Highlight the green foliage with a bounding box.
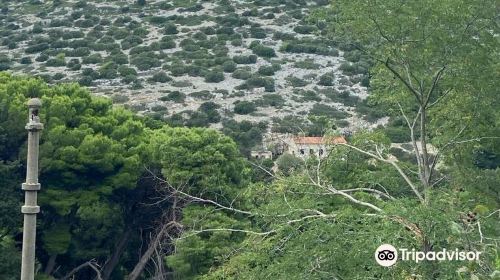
[233,55,257,64]
[232,68,252,80]
[0,73,252,279]
[318,72,334,86]
[222,60,237,73]
[145,126,247,196]
[276,153,303,175]
[281,39,338,56]
[257,65,275,76]
[198,101,221,123]
[310,104,349,119]
[164,23,179,35]
[250,42,276,57]
[293,59,320,69]
[131,52,161,70]
[222,120,267,156]
[159,91,186,103]
[117,65,137,77]
[234,101,256,115]
[204,71,224,83]
[82,53,102,64]
[293,25,318,34]
[286,76,308,87]
[99,61,118,79]
[150,71,172,83]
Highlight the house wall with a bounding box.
[287,142,328,158]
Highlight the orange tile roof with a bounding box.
[293,136,346,145]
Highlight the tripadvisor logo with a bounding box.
[375,244,481,267]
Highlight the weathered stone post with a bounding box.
[21,98,43,280]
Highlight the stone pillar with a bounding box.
[21,98,43,280]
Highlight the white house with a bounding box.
[252,134,347,159]
[286,136,347,158]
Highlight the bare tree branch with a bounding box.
[338,143,425,203]
[60,260,102,280]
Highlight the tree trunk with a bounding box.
[420,107,431,190]
[126,224,170,280]
[44,254,57,276]
[101,227,132,280]
[127,197,180,280]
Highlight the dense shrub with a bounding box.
[62,30,84,40]
[49,19,72,27]
[31,23,43,34]
[78,76,93,86]
[108,52,129,65]
[66,58,81,70]
[204,71,224,83]
[222,61,237,73]
[0,55,11,71]
[150,71,172,83]
[130,53,161,70]
[19,57,32,64]
[179,3,203,13]
[164,23,178,35]
[108,28,129,40]
[202,26,216,35]
[45,54,66,67]
[250,43,276,57]
[216,26,234,35]
[286,76,308,87]
[281,40,338,56]
[65,47,91,57]
[296,89,322,102]
[35,53,49,62]
[160,37,176,49]
[99,62,118,79]
[255,94,285,108]
[231,38,243,46]
[129,45,151,55]
[234,101,256,115]
[68,38,91,49]
[82,67,100,79]
[25,43,49,54]
[75,18,96,28]
[121,35,143,50]
[238,75,275,92]
[250,26,266,38]
[310,104,349,119]
[273,31,295,41]
[233,55,257,64]
[293,25,318,34]
[294,59,320,69]
[111,94,130,103]
[318,73,335,86]
[190,90,212,100]
[232,69,252,80]
[121,75,137,84]
[82,53,102,64]
[168,63,187,76]
[242,8,259,17]
[159,91,185,103]
[51,40,69,49]
[198,101,221,123]
[149,16,168,25]
[117,65,137,77]
[339,61,369,76]
[258,65,275,76]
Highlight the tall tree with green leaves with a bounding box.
[313,0,499,202]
